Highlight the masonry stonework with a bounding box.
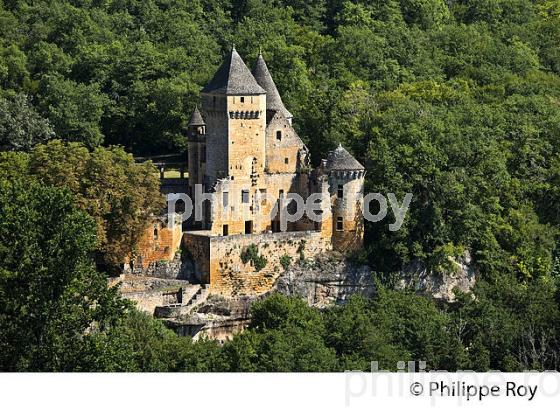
[183,230,332,296]
[129,48,366,298]
[127,216,183,272]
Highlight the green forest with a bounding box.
[1,0,560,371]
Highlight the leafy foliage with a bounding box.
[0,140,164,267]
[240,244,268,272]
[0,174,133,370]
[1,0,560,372]
[0,93,53,151]
[0,0,558,276]
[280,254,292,269]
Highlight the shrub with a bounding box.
[241,244,268,272]
[280,254,292,270]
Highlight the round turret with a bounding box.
[325,143,365,180]
[187,106,206,137]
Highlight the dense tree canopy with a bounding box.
[0,173,132,370]
[0,140,163,268]
[0,92,53,150]
[1,0,559,276]
[1,0,560,372]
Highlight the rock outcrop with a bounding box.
[163,295,257,341]
[116,250,476,341]
[274,250,476,304]
[398,251,476,302]
[274,252,375,307]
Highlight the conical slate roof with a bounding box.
[202,47,266,95]
[188,106,205,126]
[252,53,292,119]
[326,144,365,171]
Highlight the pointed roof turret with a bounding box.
[252,53,292,119]
[202,46,266,95]
[188,106,205,126]
[326,144,365,171]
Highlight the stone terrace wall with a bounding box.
[132,219,182,270]
[208,231,332,297]
[183,233,211,283]
[122,290,167,314]
[122,285,200,314]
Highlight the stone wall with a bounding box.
[187,136,205,191]
[201,93,228,181]
[265,111,305,173]
[131,217,182,270]
[120,282,200,314]
[205,171,309,237]
[328,172,365,253]
[124,290,168,314]
[226,94,267,180]
[139,254,187,279]
[203,230,332,297]
[208,177,260,236]
[183,232,211,283]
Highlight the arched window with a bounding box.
[153,226,159,240]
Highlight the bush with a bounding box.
[240,244,268,272]
[280,254,292,270]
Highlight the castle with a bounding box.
[131,48,365,297]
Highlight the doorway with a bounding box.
[245,221,253,234]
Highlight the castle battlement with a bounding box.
[132,48,365,297]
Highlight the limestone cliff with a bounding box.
[398,251,476,302]
[273,252,375,307]
[117,250,476,341]
[274,251,476,304]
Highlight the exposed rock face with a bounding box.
[274,252,376,307]
[398,251,476,302]
[274,251,476,305]
[164,295,257,341]
[116,251,476,341]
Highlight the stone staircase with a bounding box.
[154,284,210,319]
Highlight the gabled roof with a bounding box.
[202,47,266,95]
[326,144,365,171]
[252,53,292,119]
[188,106,205,126]
[267,110,305,149]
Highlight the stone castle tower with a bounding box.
[181,47,365,294]
[127,47,366,296]
[186,47,365,246]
